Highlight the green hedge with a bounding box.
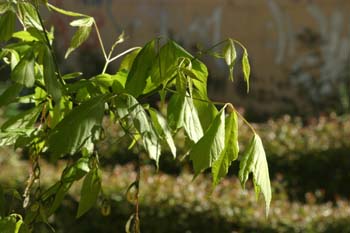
[1,154,350,233]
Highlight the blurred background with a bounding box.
[1,0,350,232]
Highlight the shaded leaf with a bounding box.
[239,134,271,216]
[43,45,61,102]
[11,51,35,88]
[48,95,106,159]
[0,83,23,107]
[119,48,141,72]
[115,94,161,164]
[125,40,157,97]
[190,108,225,175]
[0,10,16,42]
[77,168,101,218]
[212,111,239,185]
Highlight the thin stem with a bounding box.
[191,39,228,63]
[102,47,141,74]
[93,21,107,61]
[108,47,141,63]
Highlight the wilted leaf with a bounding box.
[239,134,271,216]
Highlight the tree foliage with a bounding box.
[0,1,271,232]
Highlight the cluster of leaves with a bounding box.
[0,0,271,232]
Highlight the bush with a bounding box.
[1,154,350,233]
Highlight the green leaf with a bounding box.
[48,157,90,215]
[77,168,101,218]
[12,31,39,42]
[0,83,23,107]
[115,94,161,164]
[11,51,35,88]
[17,2,41,30]
[239,134,271,216]
[167,94,203,143]
[65,25,92,58]
[0,10,16,42]
[149,108,176,158]
[0,2,10,14]
[212,111,239,185]
[1,105,42,131]
[224,39,236,81]
[190,108,225,175]
[150,40,208,97]
[242,48,251,92]
[48,95,106,159]
[119,48,141,72]
[43,45,62,102]
[0,215,17,233]
[47,3,86,17]
[62,72,83,80]
[70,17,94,27]
[125,40,157,97]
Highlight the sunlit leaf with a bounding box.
[190,108,225,175]
[65,25,92,58]
[47,3,86,17]
[239,134,271,216]
[224,39,236,81]
[70,17,94,27]
[149,108,176,158]
[17,2,41,30]
[242,48,251,92]
[167,94,203,143]
[212,110,239,185]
